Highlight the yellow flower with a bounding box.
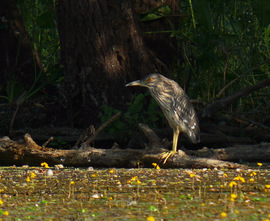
[229,181,237,187]
[265,185,270,189]
[152,163,160,169]
[231,193,237,199]
[131,176,138,181]
[234,176,245,183]
[240,177,245,183]
[70,181,75,185]
[220,212,227,218]
[26,176,31,182]
[250,172,257,176]
[249,178,254,182]
[257,162,262,167]
[127,176,141,185]
[3,211,9,216]
[109,169,114,174]
[190,173,195,178]
[223,173,228,177]
[41,162,49,168]
[91,173,97,178]
[30,172,36,178]
[0,200,3,204]
[147,216,155,221]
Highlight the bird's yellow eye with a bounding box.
[146,77,153,83]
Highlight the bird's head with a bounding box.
[125,73,162,89]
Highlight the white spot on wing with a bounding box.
[191,123,196,129]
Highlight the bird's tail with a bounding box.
[187,129,200,144]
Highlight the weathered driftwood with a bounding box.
[0,133,263,169]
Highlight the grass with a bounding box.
[0,164,269,220]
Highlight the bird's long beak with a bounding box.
[125,80,143,87]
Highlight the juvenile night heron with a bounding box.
[126,73,200,163]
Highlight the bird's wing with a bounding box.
[170,90,200,143]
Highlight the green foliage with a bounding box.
[0,77,24,103]
[2,0,63,100]
[1,1,61,105]
[0,1,63,133]
[171,0,270,114]
[49,137,69,149]
[15,0,60,65]
[14,0,62,97]
[131,1,270,135]
[139,2,269,110]
[101,105,125,135]
[101,93,164,140]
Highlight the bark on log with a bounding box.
[0,133,255,169]
[189,143,270,162]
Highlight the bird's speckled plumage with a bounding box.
[126,73,200,146]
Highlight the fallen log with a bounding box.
[0,133,252,169]
[188,143,270,162]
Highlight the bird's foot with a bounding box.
[160,150,177,164]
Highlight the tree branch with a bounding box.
[202,78,270,117]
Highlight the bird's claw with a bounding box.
[160,151,177,164]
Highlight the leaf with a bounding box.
[148,205,159,212]
[128,94,145,113]
[140,5,171,22]
[141,13,163,22]
[193,0,213,31]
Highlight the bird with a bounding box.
[126,73,200,163]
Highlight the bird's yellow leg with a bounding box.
[161,129,180,164]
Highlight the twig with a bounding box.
[82,112,121,148]
[74,125,95,148]
[223,52,230,86]
[42,137,54,147]
[9,91,26,136]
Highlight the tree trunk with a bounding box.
[55,0,177,127]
